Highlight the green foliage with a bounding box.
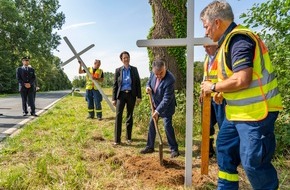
[241,0,290,155]
[72,76,86,88]
[102,72,114,87]
[162,0,187,82]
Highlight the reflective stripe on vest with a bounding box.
[216,25,282,121]
[218,170,239,182]
[86,67,103,90]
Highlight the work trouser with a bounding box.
[86,89,102,118]
[209,98,226,155]
[216,112,279,190]
[210,98,226,136]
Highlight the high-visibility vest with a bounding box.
[203,55,218,97]
[215,25,283,121]
[85,67,103,90]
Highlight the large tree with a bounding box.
[148,0,187,90]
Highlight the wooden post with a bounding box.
[201,92,211,175]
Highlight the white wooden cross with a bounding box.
[63,36,115,112]
[137,0,212,187]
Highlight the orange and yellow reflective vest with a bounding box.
[85,67,103,90]
[204,54,218,97]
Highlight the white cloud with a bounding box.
[60,22,96,31]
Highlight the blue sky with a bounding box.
[54,0,266,80]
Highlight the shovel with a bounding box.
[148,92,163,166]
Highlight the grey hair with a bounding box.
[200,0,234,23]
[152,59,165,71]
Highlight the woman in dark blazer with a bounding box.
[112,51,142,145]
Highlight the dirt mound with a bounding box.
[124,155,219,189]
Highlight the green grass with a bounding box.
[0,89,289,190]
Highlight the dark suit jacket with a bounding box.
[16,66,36,91]
[147,70,176,117]
[112,65,142,100]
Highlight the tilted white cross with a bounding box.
[63,36,116,112]
[137,0,212,187]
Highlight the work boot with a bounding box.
[87,111,94,119]
[209,138,215,158]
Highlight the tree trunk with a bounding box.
[148,0,186,90]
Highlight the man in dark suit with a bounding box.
[112,51,142,145]
[140,59,179,158]
[16,56,37,116]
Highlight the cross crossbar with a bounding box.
[61,44,95,67]
[63,36,115,112]
[137,37,213,47]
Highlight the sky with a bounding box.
[54,0,266,81]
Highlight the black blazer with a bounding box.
[112,65,142,101]
[16,66,36,91]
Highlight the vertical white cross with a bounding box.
[63,36,116,112]
[137,0,213,187]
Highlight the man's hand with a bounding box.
[146,87,152,94]
[152,110,159,121]
[201,81,213,95]
[213,92,224,104]
[24,83,31,88]
[112,100,116,107]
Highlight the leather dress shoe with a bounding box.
[170,151,180,158]
[140,147,154,154]
[31,113,38,116]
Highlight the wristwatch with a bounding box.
[210,83,216,92]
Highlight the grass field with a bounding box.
[0,90,289,189]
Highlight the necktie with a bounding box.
[154,78,160,93]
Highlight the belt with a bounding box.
[122,90,131,93]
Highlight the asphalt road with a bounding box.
[0,90,71,142]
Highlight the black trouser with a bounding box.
[114,91,136,143]
[21,86,35,114]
